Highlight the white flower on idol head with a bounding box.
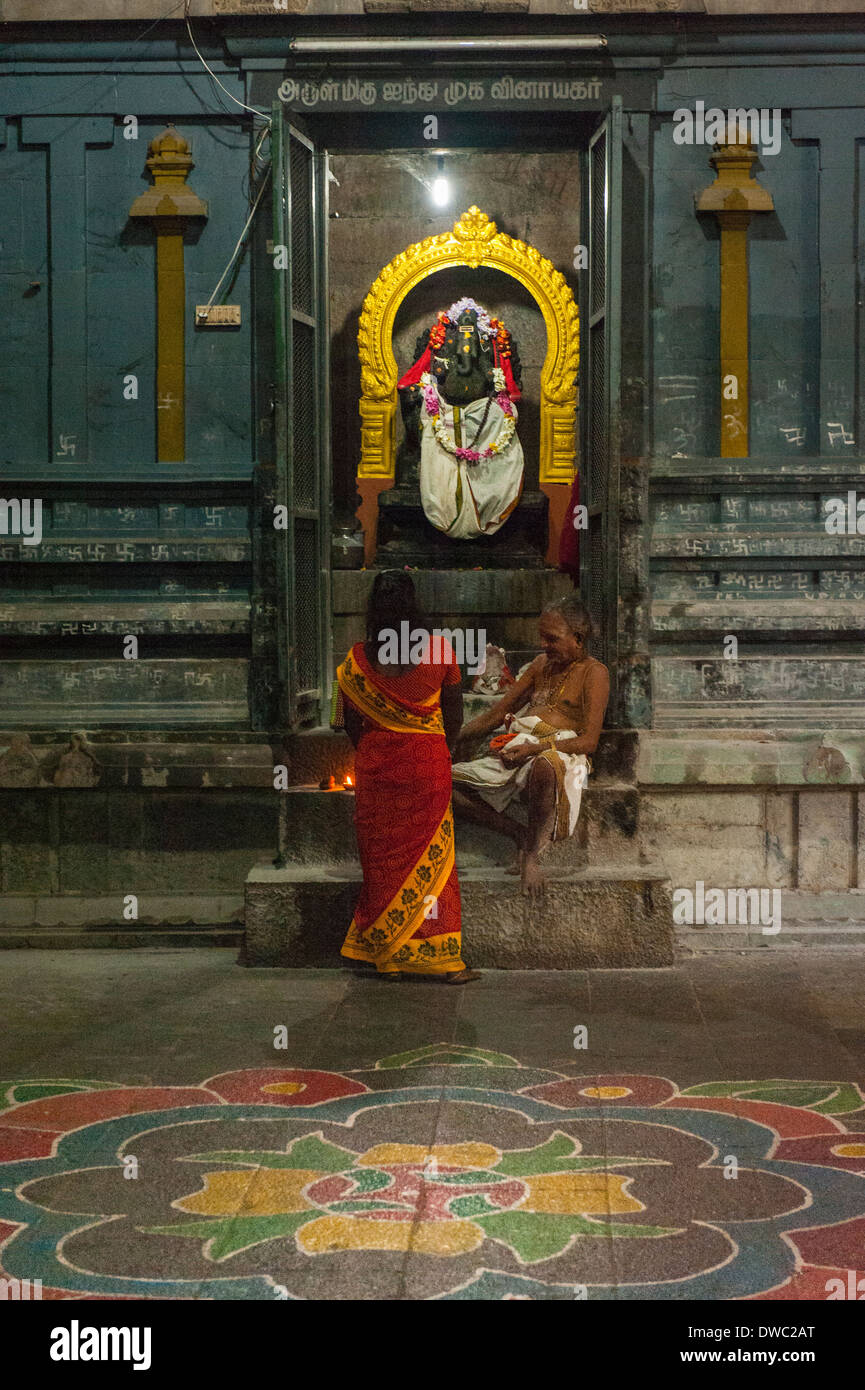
[492,367,506,393]
[447,297,494,340]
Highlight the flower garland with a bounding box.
[420,372,515,465]
[428,310,450,353]
[424,305,516,368]
[490,318,514,364]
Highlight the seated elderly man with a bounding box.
[451,598,609,895]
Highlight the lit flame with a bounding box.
[343,774,354,789]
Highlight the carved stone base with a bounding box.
[374,485,548,569]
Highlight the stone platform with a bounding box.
[374,487,550,569]
[243,863,674,969]
[272,780,643,870]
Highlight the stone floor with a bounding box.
[1,948,864,1301]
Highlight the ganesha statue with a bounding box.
[397,298,524,540]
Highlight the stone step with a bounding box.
[636,729,865,784]
[0,599,249,637]
[650,454,865,482]
[652,655,865,722]
[652,700,865,729]
[373,495,550,569]
[678,921,865,951]
[243,863,674,969]
[673,888,865,952]
[651,529,865,558]
[0,927,242,949]
[275,782,643,868]
[0,892,244,930]
[653,599,865,640]
[0,659,249,728]
[332,568,573,614]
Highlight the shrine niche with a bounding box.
[357,207,580,487]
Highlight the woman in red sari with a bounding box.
[337,572,480,983]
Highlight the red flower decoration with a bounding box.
[204,1068,367,1107]
[523,1074,677,1108]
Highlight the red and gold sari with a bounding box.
[337,643,466,976]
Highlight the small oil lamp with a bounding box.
[342,774,354,790]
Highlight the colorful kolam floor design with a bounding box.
[2,1046,864,1300]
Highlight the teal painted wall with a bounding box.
[654,62,864,459]
[0,124,49,465]
[650,122,822,458]
[0,115,254,467]
[0,74,263,728]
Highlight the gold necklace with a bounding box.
[536,659,579,708]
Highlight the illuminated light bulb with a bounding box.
[432,176,450,207]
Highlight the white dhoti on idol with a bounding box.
[452,714,589,842]
[419,392,524,539]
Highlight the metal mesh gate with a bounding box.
[290,141,314,317]
[292,321,316,511]
[272,111,331,729]
[583,103,622,685]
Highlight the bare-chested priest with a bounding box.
[451,598,609,895]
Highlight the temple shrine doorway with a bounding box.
[271,102,623,729]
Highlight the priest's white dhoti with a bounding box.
[452,714,589,841]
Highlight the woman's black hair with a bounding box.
[364,571,431,664]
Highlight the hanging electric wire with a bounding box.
[182,4,274,315]
[199,146,273,318]
[184,0,272,122]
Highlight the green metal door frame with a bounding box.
[581,97,623,714]
[272,105,332,730]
